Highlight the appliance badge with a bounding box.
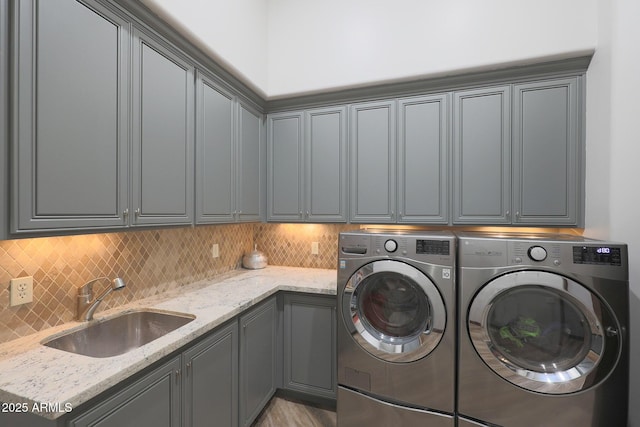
[442,268,451,279]
[339,260,346,269]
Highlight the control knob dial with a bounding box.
[384,239,398,253]
[528,246,547,262]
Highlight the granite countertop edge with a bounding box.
[0,266,337,420]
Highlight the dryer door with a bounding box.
[468,270,621,394]
[342,260,446,363]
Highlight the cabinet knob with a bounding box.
[506,210,511,218]
[123,208,129,218]
[134,208,141,217]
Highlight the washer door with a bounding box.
[342,260,446,363]
[468,270,621,394]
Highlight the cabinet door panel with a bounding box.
[306,106,348,222]
[13,0,128,231]
[284,294,336,398]
[196,73,235,223]
[132,30,194,225]
[513,78,580,225]
[69,357,181,427]
[267,113,303,221]
[184,322,238,427]
[398,95,448,224]
[239,298,277,427]
[350,101,396,223]
[237,103,263,222]
[453,86,511,224]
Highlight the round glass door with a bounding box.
[342,260,446,362]
[468,271,621,394]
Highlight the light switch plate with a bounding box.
[10,276,34,306]
[311,242,319,255]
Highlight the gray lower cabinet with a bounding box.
[267,106,348,223]
[349,100,396,223]
[68,322,239,427]
[183,321,238,427]
[11,0,130,232]
[131,26,194,226]
[283,293,336,399]
[453,86,512,224]
[68,356,182,427]
[239,297,278,427]
[512,77,581,226]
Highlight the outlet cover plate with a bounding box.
[10,276,34,306]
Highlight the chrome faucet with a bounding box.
[77,277,126,321]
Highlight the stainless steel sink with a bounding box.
[42,309,196,358]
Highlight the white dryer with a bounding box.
[457,232,629,427]
[337,230,456,427]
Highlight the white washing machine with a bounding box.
[337,230,456,427]
[457,232,629,427]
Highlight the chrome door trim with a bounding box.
[468,270,617,394]
[343,260,446,362]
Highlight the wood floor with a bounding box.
[252,396,337,427]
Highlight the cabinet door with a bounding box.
[237,102,263,222]
[183,322,238,427]
[69,357,181,427]
[305,106,348,223]
[513,78,581,226]
[267,112,304,221]
[12,0,129,232]
[283,294,336,399]
[453,86,511,224]
[195,72,235,224]
[397,94,449,224]
[131,28,194,226]
[350,100,396,223]
[1,0,8,240]
[239,297,278,427]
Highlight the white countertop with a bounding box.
[0,266,337,420]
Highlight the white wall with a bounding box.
[586,1,640,426]
[141,0,268,96]
[266,0,597,97]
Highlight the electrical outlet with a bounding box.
[10,276,34,306]
[211,243,220,258]
[311,242,319,255]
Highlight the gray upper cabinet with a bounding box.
[131,27,194,226]
[1,0,8,240]
[11,0,130,232]
[267,107,347,223]
[267,112,304,221]
[196,71,263,224]
[397,94,449,224]
[195,72,236,223]
[512,77,581,226]
[350,100,396,223]
[453,86,511,224]
[236,101,264,222]
[305,106,348,222]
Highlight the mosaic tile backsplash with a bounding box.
[0,223,352,344]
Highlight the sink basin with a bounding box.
[42,309,195,358]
